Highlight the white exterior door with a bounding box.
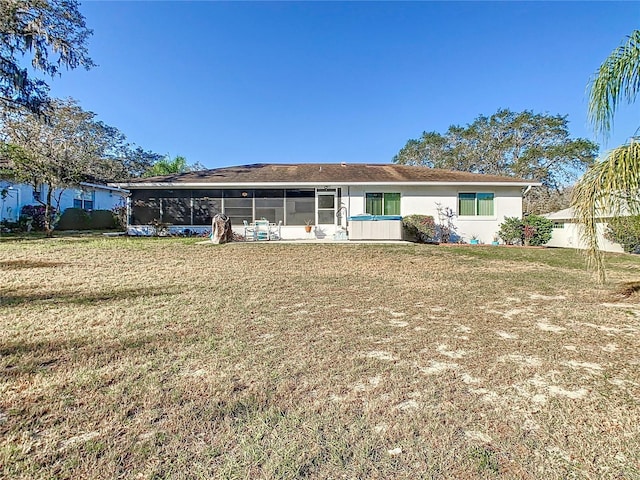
[316,189,337,225]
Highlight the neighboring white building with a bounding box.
[0,180,128,223]
[543,207,624,253]
[112,163,539,241]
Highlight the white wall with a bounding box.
[344,185,524,243]
[546,222,624,253]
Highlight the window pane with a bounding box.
[477,193,494,216]
[255,196,284,223]
[366,193,383,215]
[458,193,476,216]
[383,193,400,215]
[285,190,315,225]
[318,194,334,209]
[84,200,94,210]
[73,199,82,209]
[318,210,334,224]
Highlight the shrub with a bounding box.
[19,205,54,231]
[112,205,127,230]
[525,214,553,246]
[402,214,436,243]
[606,215,640,253]
[89,210,118,229]
[58,208,118,230]
[57,208,91,230]
[497,215,553,246]
[435,203,457,243]
[498,217,524,245]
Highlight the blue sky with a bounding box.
[47,1,639,169]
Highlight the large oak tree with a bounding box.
[393,109,599,213]
[0,0,94,113]
[0,98,127,235]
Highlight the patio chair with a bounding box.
[254,219,270,240]
[243,220,257,241]
[269,220,282,240]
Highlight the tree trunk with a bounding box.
[211,214,232,244]
[44,186,54,237]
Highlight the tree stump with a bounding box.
[211,214,232,244]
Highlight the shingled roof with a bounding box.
[112,163,538,187]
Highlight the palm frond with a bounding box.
[572,140,640,283]
[588,30,640,139]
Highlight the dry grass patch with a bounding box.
[1,238,640,478]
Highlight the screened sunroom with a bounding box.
[128,188,339,227]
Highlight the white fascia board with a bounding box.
[82,182,130,194]
[110,181,540,189]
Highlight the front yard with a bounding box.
[1,237,639,478]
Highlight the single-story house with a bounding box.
[543,207,624,253]
[111,163,540,241]
[0,180,128,223]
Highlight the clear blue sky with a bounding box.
[47,1,639,169]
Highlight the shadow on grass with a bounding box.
[0,329,182,376]
[0,286,181,307]
[614,281,640,298]
[0,259,67,270]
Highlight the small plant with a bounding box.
[435,203,457,243]
[469,445,500,474]
[149,219,171,236]
[304,219,313,233]
[402,214,436,243]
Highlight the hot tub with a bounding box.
[348,215,403,240]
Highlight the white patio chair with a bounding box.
[243,220,257,241]
[269,221,282,240]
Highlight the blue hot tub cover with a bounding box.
[348,215,403,221]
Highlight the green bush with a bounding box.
[498,217,524,245]
[89,210,118,229]
[525,214,553,246]
[497,215,553,246]
[57,208,117,230]
[606,215,640,253]
[402,214,436,243]
[57,208,91,230]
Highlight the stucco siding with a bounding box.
[546,222,624,253]
[345,185,523,244]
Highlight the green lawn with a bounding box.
[1,237,639,479]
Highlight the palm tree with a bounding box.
[572,30,640,283]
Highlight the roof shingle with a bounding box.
[115,163,537,186]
